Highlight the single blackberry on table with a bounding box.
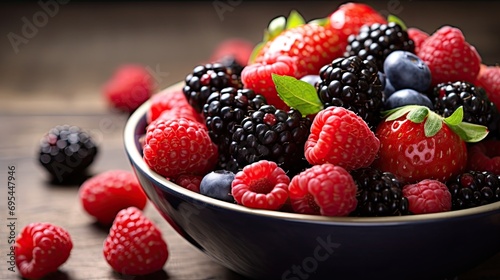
[447,171,500,210]
[230,105,312,176]
[39,125,98,184]
[316,55,385,129]
[432,81,500,134]
[345,22,415,71]
[350,167,410,217]
[203,87,266,171]
[182,63,240,113]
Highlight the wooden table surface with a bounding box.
[1,1,500,279]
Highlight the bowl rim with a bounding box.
[124,82,500,225]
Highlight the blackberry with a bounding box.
[230,105,311,175]
[203,87,266,171]
[38,125,98,184]
[345,22,415,71]
[316,56,384,129]
[182,63,240,113]
[432,81,500,134]
[447,171,500,210]
[350,167,409,217]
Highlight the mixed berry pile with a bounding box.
[144,2,500,217]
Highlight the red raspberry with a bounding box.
[209,38,254,66]
[288,164,357,217]
[103,207,168,275]
[79,170,148,225]
[147,88,203,124]
[231,160,290,210]
[175,174,203,193]
[417,26,481,86]
[304,106,380,171]
[402,179,452,214]
[407,27,429,54]
[241,54,297,110]
[467,140,500,175]
[15,223,72,279]
[143,118,218,178]
[103,64,155,112]
[475,64,500,112]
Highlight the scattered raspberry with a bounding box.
[402,179,452,214]
[103,64,155,112]
[103,207,168,275]
[143,118,218,178]
[304,106,380,171]
[288,164,357,217]
[175,174,203,193]
[15,223,73,279]
[407,27,429,54]
[475,64,500,112]
[231,160,290,210]
[241,54,297,110]
[417,26,481,86]
[209,38,254,67]
[79,170,148,225]
[467,140,500,175]
[147,88,203,124]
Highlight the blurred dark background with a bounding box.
[0,1,499,114]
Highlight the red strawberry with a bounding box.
[103,207,168,275]
[79,170,148,225]
[143,118,218,178]
[147,88,203,124]
[467,139,500,175]
[475,64,500,112]
[255,23,344,78]
[327,2,387,51]
[103,64,155,112]
[374,106,475,184]
[407,27,429,54]
[241,54,297,110]
[209,38,254,67]
[417,26,481,86]
[304,106,380,171]
[15,223,73,279]
[402,179,452,214]
[288,163,357,216]
[231,160,290,210]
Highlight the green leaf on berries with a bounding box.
[443,106,464,126]
[285,10,306,30]
[248,41,265,64]
[423,111,442,137]
[264,15,286,42]
[383,105,415,121]
[272,74,323,116]
[406,106,429,123]
[447,122,489,142]
[308,17,329,26]
[388,14,407,31]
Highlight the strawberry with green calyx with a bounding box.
[374,105,489,184]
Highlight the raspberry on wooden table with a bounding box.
[15,223,73,279]
[103,207,168,275]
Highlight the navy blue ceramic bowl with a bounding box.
[124,85,500,280]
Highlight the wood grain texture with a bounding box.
[0,1,499,279]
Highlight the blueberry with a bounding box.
[383,50,431,92]
[384,78,397,98]
[385,89,434,110]
[200,170,235,202]
[300,75,321,87]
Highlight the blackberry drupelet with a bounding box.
[432,81,500,134]
[218,55,245,89]
[183,63,240,113]
[345,22,415,72]
[350,167,409,217]
[203,87,266,171]
[316,55,384,129]
[230,105,312,175]
[38,125,98,184]
[447,171,500,210]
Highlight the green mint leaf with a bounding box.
[423,111,442,137]
[248,41,265,64]
[266,15,286,42]
[443,106,464,126]
[272,74,323,116]
[406,106,430,123]
[388,14,407,31]
[308,17,329,26]
[447,122,489,143]
[285,10,306,30]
